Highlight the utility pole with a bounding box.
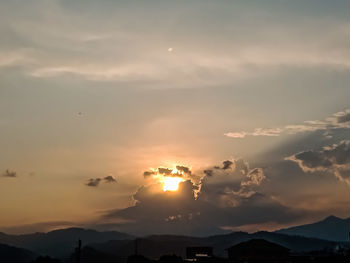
[135,238,138,255]
[75,239,82,263]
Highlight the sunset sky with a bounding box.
[1,0,350,236]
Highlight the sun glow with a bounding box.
[162,176,185,192]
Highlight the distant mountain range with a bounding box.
[0,227,133,259]
[0,228,341,262]
[1,216,350,262]
[276,215,350,241]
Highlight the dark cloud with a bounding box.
[292,151,333,170]
[100,159,304,236]
[3,169,16,178]
[86,175,117,187]
[143,170,156,177]
[199,159,265,207]
[104,175,116,183]
[176,165,191,175]
[203,169,213,177]
[158,167,173,175]
[287,140,350,184]
[337,112,350,123]
[222,160,233,170]
[102,178,302,236]
[86,178,102,187]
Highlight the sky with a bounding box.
[0,0,350,236]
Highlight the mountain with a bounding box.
[0,226,345,262]
[276,215,350,241]
[0,243,37,263]
[0,227,133,259]
[88,231,340,261]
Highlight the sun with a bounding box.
[162,176,184,192]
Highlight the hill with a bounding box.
[0,243,37,263]
[276,215,350,241]
[0,227,133,259]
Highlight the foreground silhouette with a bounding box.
[32,256,61,263]
[1,229,350,263]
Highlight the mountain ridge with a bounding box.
[0,227,134,258]
[276,215,350,241]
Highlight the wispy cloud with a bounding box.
[225,109,350,139]
[2,0,350,89]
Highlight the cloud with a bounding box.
[104,175,116,183]
[286,140,350,185]
[100,159,303,236]
[0,221,76,235]
[86,175,117,186]
[223,132,247,138]
[225,128,283,138]
[203,169,213,177]
[176,165,191,175]
[143,165,196,181]
[2,169,17,178]
[3,1,350,90]
[241,168,266,187]
[157,167,173,175]
[222,160,234,170]
[199,159,265,207]
[143,170,157,177]
[225,109,350,139]
[86,178,101,187]
[337,111,350,123]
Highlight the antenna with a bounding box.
[76,239,82,263]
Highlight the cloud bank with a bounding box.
[101,159,303,236]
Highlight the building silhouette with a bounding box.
[186,247,213,262]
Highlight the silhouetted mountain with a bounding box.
[0,226,346,262]
[88,231,340,261]
[0,228,133,259]
[276,215,350,241]
[0,243,37,263]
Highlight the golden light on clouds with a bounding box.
[158,167,186,192]
[144,166,190,192]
